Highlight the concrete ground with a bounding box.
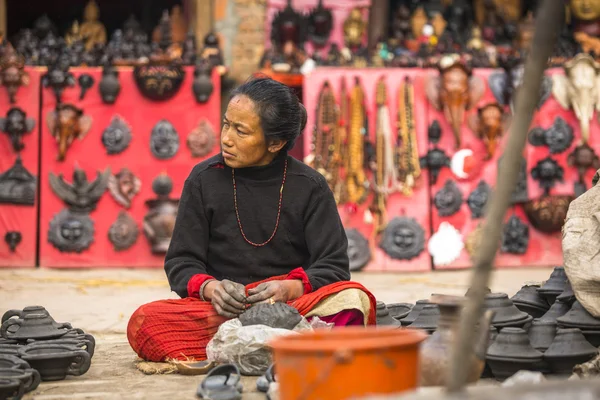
[0,267,554,399]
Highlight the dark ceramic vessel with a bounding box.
[18,344,91,381]
[486,327,543,380]
[511,285,549,318]
[376,302,402,327]
[0,344,19,355]
[484,293,531,328]
[27,334,95,358]
[539,299,571,323]
[400,299,429,326]
[544,328,598,375]
[556,280,576,305]
[528,319,557,352]
[537,266,568,305]
[1,313,70,340]
[0,378,24,400]
[556,301,600,329]
[239,303,302,330]
[408,304,440,333]
[0,354,29,370]
[386,303,412,321]
[0,367,40,393]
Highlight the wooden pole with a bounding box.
[446,0,565,392]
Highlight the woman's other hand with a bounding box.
[204,280,247,318]
[246,280,304,304]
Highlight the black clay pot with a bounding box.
[486,327,543,381]
[192,61,214,103]
[1,313,70,341]
[582,330,600,347]
[18,344,91,381]
[239,303,302,330]
[544,328,598,375]
[400,299,429,326]
[481,326,498,379]
[0,344,20,355]
[376,302,402,327]
[2,306,50,323]
[539,299,571,323]
[512,285,550,318]
[27,335,95,358]
[556,279,576,305]
[99,65,121,104]
[557,301,600,330]
[0,367,41,393]
[0,354,29,370]
[537,266,568,305]
[407,304,439,333]
[386,303,412,321]
[484,293,531,328]
[0,378,24,400]
[528,319,557,352]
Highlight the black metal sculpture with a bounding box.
[48,209,94,253]
[4,231,22,253]
[77,74,94,100]
[379,217,426,261]
[42,54,76,104]
[467,180,491,219]
[434,180,463,216]
[270,0,307,50]
[531,157,564,196]
[568,144,600,198]
[0,156,36,206]
[108,211,139,251]
[420,148,450,185]
[150,120,179,159]
[133,64,185,102]
[346,228,371,271]
[98,63,121,104]
[48,166,110,213]
[0,107,35,153]
[192,60,214,104]
[501,215,529,255]
[528,117,574,154]
[307,0,333,48]
[101,115,132,155]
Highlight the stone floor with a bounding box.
[0,267,554,399]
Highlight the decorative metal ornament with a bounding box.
[0,156,36,205]
[420,148,450,185]
[307,0,333,48]
[434,180,463,216]
[48,209,94,253]
[0,107,35,153]
[101,116,132,155]
[530,157,564,196]
[187,119,215,158]
[150,120,179,159]
[379,217,425,261]
[467,181,491,219]
[48,166,111,213]
[78,74,94,100]
[428,222,464,266]
[108,211,139,251]
[524,195,573,234]
[527,117,574,154]
[0,44,29,104]
[568,144,600,197]
[270,0,307,49]
[499,155,528,204]
[346,228,371,272]
[501,215,529,255]
[107,168,141,209]
[98,64,121,104]
[4,231,22,253]
[143,174,179,254]
[428,120,442,144]
[192,60,214,103]
[133,64,185,101]
[42,54,76,104]
[488,61,552,112]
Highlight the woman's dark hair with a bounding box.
[230,77,307,152]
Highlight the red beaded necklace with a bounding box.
[232,159,288,247]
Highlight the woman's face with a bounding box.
[221,95,285,168]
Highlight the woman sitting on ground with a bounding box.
[127,77,376,362]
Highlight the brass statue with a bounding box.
[79,0,107,51]
[65,21,83,47]
[570,0,600,36]
[153,5,188,44]
[343,8,367,49]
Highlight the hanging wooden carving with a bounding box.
[101,115,132,155]
[425,55,485,148]
[434,180,463,216]
[42,55,76,104]
[150,120,180,159]
[467,180,491,218]
[143,174,179,254]
[0,44,30,104]
[46,104,92,162]
[501,215,529,255]
[568,144,600,197]
[530,157,564,196]
[0,156,36,206]
[309,81,337,184]
[133,64,185,101]
[307,0,333,48]
[48,166,110,213]
[346,228,371,272]
[4,231,22,253]
[528,117,574,154]
[552,54,600,144]
[523,195,572,234]
[48,209,94,253]
[108,211,139,251]
[0,107,35,153]
[467,103,509,159]
[270,0,307,50]
[379,217,425,261]
[345,78,368,205]
[397,77,421,195]
[187,119,216,158]
[107,168,141,209]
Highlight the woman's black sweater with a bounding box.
[164,152,350,298]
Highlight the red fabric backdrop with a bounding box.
[38,66,221,268]
[0,67,41,268]
[304,68,431,272]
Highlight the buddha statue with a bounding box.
[343,8,367,49]
[411,7,428,40]
[65,21,83,47]
[79,0,107,51]
[467,27,484,50]
[153,5,188,44]
[431,13,447,38]
[570,0,600,37]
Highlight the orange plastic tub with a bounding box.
[270,327,428,400]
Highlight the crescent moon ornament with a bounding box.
[450,148,474,179]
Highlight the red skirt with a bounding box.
[127,279,376,362]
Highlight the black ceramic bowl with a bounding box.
[0,378,24,400]
[18,344,91,381]
[0,367,40,392]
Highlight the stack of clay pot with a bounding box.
[484,266,600,381]
[0,306,95,398]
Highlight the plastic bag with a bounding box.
[206,317,312,376]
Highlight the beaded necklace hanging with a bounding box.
[232,159,288,247]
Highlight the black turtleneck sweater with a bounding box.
[164,152,350,298]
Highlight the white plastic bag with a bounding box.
[206,317,312,376]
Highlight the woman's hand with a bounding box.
[246,280,304,305]
[204,280,247,318]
